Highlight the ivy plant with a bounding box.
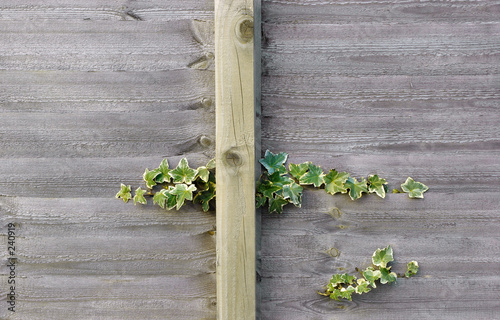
[318,246,419,301]
[116,157,216,212]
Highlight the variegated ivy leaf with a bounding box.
[268,196,289,214]
[329,289,343,301]
[116,184,132,203]
[401,177,429,199]
[169,158,198,184]
[362,267,381,288]
[268,171,293,187]
[368,175,388,198]
[143,168,161,189]
[299,163,325,187]
[153,188,176,210]
[194,182,215,212]
[405,261,419,278]
[339,286,356,301]
[258,180,282,199]
[259,150,288,175]
[155,159,171,183]
[344,177,369,200]
[133,187,147,205]
[372,245,394,268]
[329,273,356,287]
[206,158,216,170]
[256,193,267,208]
[282,182,303,207]
[170,183,197,210]
[324,169,350,195]
[289,162,309,180]
[196,166,210,183]
[355,279,372,294]
[379,267,397,284]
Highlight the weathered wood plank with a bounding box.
[215,0,259,318]
[260,0,500,318]
[0,20,214,71]
[0,197,216,319]
[0,0,213,21]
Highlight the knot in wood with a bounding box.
[235,16,253,43]
[224,150,243,167]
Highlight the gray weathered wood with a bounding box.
[0,1,216,318]
[260,0,500,318]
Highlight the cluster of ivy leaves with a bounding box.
[319,246,419,301]
[257,150,429,214]
[116,158,216,212]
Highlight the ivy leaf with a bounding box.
[329,273,356,287]
[329,289,342,301]
[194,182,215,212]
[258,180,282,199]
[268,196,289,214]
[324,169,350,195]
[169,158,198,184]
[363,267,382,288]
[368,175,388,199]
[355,279,372,294]
[401,177,429,199]
[133,187,147,205]
[289,162,309,180]
[282,182,303,207]
[339,286,356,301]
[206,158,216,170]
[143,168,161,189]
[256,193,267,208]
[405,261,419,278]
[170,183,197,210]
[344,177,369,200]
[299,163,325,187]
[259,150,288,175]
[116,184,132,203]
[196,166,210,183]
[155,159,171,183]
[153,188,176,210]
[379,267,397,284]
[268,171,293,187]
[372,245,394,268]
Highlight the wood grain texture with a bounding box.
[0,1,216,319]
[215,0,259,318]
[260,0,500,318]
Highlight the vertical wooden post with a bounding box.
[215,0,260,318]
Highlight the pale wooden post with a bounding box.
[215,0,260,318]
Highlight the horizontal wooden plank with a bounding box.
[263,0,500,24]
[0,0,213,21]
[0,20,214,71]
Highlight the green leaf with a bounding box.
[268,196,289,214]
[259,150,288,175]
[339,286,356,301]
[116,184,132,203]
[299,163,325,187]
[169,158,198,184]
[257,180,282,199]
[194,182,216,212]
[344,177,369,200]
[196,166,210,183]
[329,273,356,287]
[133,187,147,205]
[289,162,309,180]
[206,158,216,170]
[282,182,303,207]
[329,289,342,301]
[363,267,381,288]
[256,193,267,208]
[324,169,350,195]
[372,245,394,268]
[401,177,429,199]
[355,279,372,294]
[379,267,397,284]
[368,175,388,198]
[268,172,293,187]
[143,168,161,189]
[153,189,176,210]
[155,159,171,183]
[170,183,197,210]
[405,261,419,278]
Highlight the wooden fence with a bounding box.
[1,0,499,319]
